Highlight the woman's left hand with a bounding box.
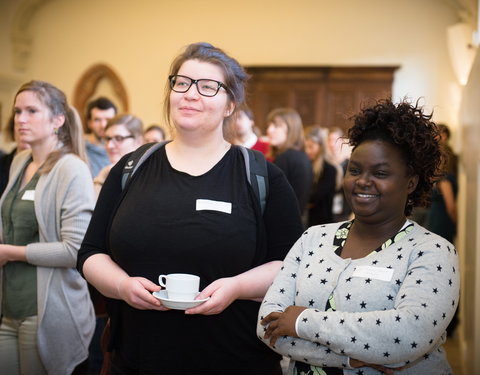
[185,277,241,315]
[261,305,307,346]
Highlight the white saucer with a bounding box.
[152,290,209,310]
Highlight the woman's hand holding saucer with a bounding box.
[185,277,241,315]
[117,276,167,311]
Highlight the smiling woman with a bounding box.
[257,99,460,375]
[77,42,304,375]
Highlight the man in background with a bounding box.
[84,97,117,176]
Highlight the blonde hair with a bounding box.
[305,125,343,190]
[267,108,304,158]
[13,80,86,174]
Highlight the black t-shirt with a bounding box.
[78,145,303,374]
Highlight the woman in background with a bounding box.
[143,124,166,144]
[93,114,144,196]
[0,80,95,375]
[304,125,339,226]
[266,108,313,217]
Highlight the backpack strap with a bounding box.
[121,141,168,190]
[238,146,269,215]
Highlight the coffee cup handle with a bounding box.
[158,275,167,287]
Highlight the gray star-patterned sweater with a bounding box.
[257,221,459,375]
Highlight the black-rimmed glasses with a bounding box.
[103,135,134,144]
[169,74,228,97]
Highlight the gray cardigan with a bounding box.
[0,150,96,375]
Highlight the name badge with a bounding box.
[21,190,35,201]
[196,199,232,214]
[352,266,394,282]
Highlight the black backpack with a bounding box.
[121,142,269,214]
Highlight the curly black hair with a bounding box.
[347,98,444,216]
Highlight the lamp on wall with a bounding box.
[447,22,477,86]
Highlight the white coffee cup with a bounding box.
[158,273,200,301]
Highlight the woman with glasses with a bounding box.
[93,114,144,196]
[77,42,303,374]
[0,80,95,375]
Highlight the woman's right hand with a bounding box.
[116,276,166,311]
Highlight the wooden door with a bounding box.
[245,66,398,133]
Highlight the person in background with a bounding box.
[93,114,144,196]
[0,116,30,196]
[266,107,313,218]
[77,42,303,374]
[327,126,352,222]
[143,124,166,144]
[258,99,459,375]
[304,125,340,226]
[84,97,117,177]
[227,104,270,157]
[426,123,459,337]
[0,80,95,375]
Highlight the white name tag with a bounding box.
[196,199,232,214]
[22,190,35,201]
[352,266,394,282]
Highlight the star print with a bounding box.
[364,343,370,350]
[365,278,372,284]
[433,288,438,294]
[449,279,452,286]
[442,312,446,319]
[417,251,424,257]
[411,342,417,348]
[395,279,401,285]
[452,267,456,273]
[323,316,328,321]
[326,341,331,346]
[325,348,332,354]
[302,317,308,323]
[360,301,367,309]
[295,256,301,263]
[309,299,315,306]
[416,279,423,284]
[320,279,327,284]
[387,294,394,300]
[356,370,364,375]
[421,303,428,308]
[429,339,433,344]
[279,288,285,294]
[307,273,313,278]
[394,337,401,344]
[358,317,363,323]
[351,336,357,343]
[383,352,390,357]
[435,243,441,248]
[305,263,310,268]
[319,258,324,263]
[376,319,382,326]
[322,233,327,237]
[290,341,296,346]
[340,319,345,324]
[397,254,403,260]
[433,320,437,326]
[346,293,351,300]
[372,260,378,265]
[395,315,401,322]
[408,238,414,242]
[424,353,429,360]
[291,273,297,278]
[326,267,332,272]
[315,333,320,338]
[397,247,403,251]
[346,277,352,282]
[319,243,323,248]
[308,251,314,256]
[401,294,406,299]
[437,265,442,272]
[414,315,419,320]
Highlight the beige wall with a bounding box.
[459,48,480,374]
[0,0,464,132]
